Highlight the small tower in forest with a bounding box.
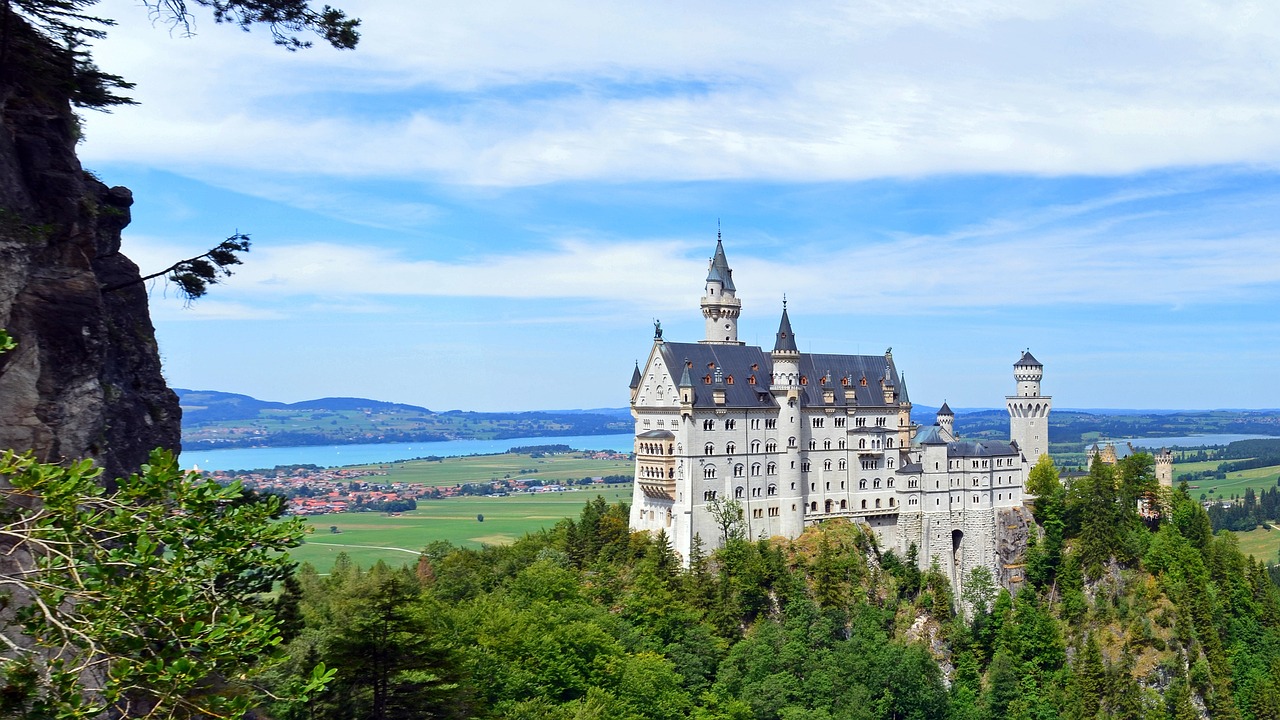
[700,229,743,345]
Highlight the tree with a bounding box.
[103,233,251,302]
[707,497,745,544]
[0,448,330,718]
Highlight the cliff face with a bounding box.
[0,27,180,481]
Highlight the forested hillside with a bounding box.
[259,453,1280,720]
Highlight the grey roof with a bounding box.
[898,462,923,474]
[636,429,674,439]
[947,440,1019,458]
[1016,351,1042,367]
[653,341,903,410]
[773,307,798,353]
[630,363,642,389]
[937,401,953,416]
[706,237,736,291]
[899,374,910,404]
[914,425,949,445]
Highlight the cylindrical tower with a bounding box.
[700,233,743,345]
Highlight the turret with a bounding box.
[770,302,800,392]
[629,361,642,404]
[700,231,743,345]
[678,361,694,418]
[1013,350,1043,397]
[1006,350,1052,466]
[937,401,955,441]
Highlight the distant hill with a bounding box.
[176,389,632,450]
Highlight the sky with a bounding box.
[77,0,1280,412]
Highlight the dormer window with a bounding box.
[748,375,756,385]
[800,376,808,385]
[703,375,712,384]
[726,375,734,385]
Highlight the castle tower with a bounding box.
[1006,351,1052,465]
[1156,448,1174,488]
[771,304,805,538]
[700,232,743,345]
[937,401,955,441]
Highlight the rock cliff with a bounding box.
[0,23,180,481]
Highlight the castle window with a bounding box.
[801,376,808,385]
[726,419,736,430]
[802,461,811,473]
[751,440,761,453]
[887,478,894,488]
[735,486,744,499]
[887,459,894,468]
[810,501,818,512]
[769,507,779,517]
[768,462,776,475]
[767,419,777,429]
[874,479,881,489]
[727,375,734,385]
[768,484,777,496]
[860,376,867,387]
[809,440,817,450]
[751,463,761,477]
[726,442,737,454]
[753,487,761,497]
[973,495,979,503]
[704,467,716,479]
[748,375,756,385]
[859,479,867,489]
[703,419,714,430]
[838,459,846,470]
[788,436,797,448]
[733,464,744,478]
[835,417,846,428]
[704,375,712,384]
[824,439,832,450]
[859,439,866,449]
[840,499,847,509]
[705,443,715,455]
[875,499,882,508]
[909,497,917,505]
[812,417,824,428]
[838,439,846,449]
[886,438,893,448]
[704,490,717,501]
[766,440,777,452]
[889,498,896,507]
[824,460,832,471]
[752,508,763,518]
[861,500,867,509]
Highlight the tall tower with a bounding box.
[1006,351,1052,465]
[1155,448,1174,489]
[700,232,743,345]
[771,304,804,538]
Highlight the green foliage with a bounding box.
[0,449,324,718]
[104,233,251,302]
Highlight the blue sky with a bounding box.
[78,0,1280,411]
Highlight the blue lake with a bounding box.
[1108,434,1277,449]
[179,433,636,472]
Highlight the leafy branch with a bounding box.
[103,233,250,302]
[0,449,331,718]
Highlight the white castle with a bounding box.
[628,235,1046,590]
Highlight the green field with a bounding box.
[1228,525,1280,564]
[288,484,634,571]
[342,452,633,488]
[1174,461,1280,501]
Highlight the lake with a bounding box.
[180,432,636,471]
[1111,433,1278,449]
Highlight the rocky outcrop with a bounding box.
[0,23,180,482]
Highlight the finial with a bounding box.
[717,218,721,241]
[782,293,787,310]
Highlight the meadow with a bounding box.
[1173,460,1280,501]
[343,451,634,487]
[1230,525,1280,565]
[288,484,634,571]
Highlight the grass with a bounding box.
[1229,525,1280,565]
[342,452,634,488]
[1175,462,1280,501]
[287,484,634,571]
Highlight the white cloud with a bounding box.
[80,0,1280,187]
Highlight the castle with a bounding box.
[628,236,1044,590]
[1086,442,1175,489]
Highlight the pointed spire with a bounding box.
[630,361,642,389]
[899,373,910,402]
[938,401,953,416]
[706,230,736,292]
[1016,349,1042,367]
[773,303,798,354]
[678,361,693,388]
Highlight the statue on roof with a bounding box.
[653,319,663,340]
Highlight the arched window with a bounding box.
[733,464,744,478]
[840,499,847,509]
[875,498,882,508]
[886,438,894,448]
[859,439,866,449]
[751,463,762,477]
[725,441,736,454]
[767,462,777,475]
[734,486,744,499]
[751,440,761,453]
[725,418,736,429]
[823,459,832,471]
[703,419,714,430]
[873,478,881,489]
[766,440,777,452]
[802,461,811,472]
[859,479,867,489]
[704,490,717,501]
[861,499,867,509]
[824,439,831,450]
[838,459,847,470]
[704,443,714,456]
[809,440,817,450]
[889,498,896,507]
[887,478,894,488]
[824,499,833,512]
[838,439,846,449]
[704,466,716,479]
[788,437,797,448]
[768,484,777,496]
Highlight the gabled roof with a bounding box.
[947,440,1020,458]
[706,237,736,291]
[914,425,949,445]
[1016,351,1042,367]
[773,307,798,353]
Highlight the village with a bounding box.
[203,449,633,516]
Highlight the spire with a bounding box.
[678,362,693,388]
[1016,349,1042,367]
[773,303,798,354]
[938,401,953,416]
[630,361,642,389]
[706,233,735,292]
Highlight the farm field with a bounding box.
[1229,525,1280,564]
[343,452,633,487]
[1176,462,1280,501]
[288,484,634,571]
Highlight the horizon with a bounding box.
[83,0,1280,412]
